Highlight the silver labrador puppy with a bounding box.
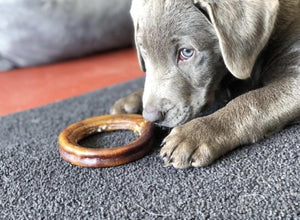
[111,0,300,169]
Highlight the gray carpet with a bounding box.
[0,77,299,219]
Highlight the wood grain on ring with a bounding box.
[58,114,155,168]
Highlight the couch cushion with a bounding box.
[0,0,133,71]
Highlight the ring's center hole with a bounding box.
[78,130,139,149]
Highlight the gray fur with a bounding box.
[0,0,133,71]
[111,0,300,169]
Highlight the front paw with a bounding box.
[160,117,227,169]
[110,90,143,114]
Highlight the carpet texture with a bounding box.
[0,77,299,219]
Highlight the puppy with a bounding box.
[111,0,300,169]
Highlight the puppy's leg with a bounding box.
[110,89,143,114]
[161,76,300,169]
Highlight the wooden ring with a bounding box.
[58,114,155,168]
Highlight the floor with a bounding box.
[0,48,144,117]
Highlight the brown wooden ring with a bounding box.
[58,114,155,168]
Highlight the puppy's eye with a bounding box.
[178,48,194,61]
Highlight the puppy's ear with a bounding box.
[193,0,279,79]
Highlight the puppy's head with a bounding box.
[131,0,279,127]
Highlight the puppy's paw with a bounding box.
[160,117,226,169]
[110,90,143,114]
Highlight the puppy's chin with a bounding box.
[155,107,193,128]
[157,101,217,127]
[155,118,186,128]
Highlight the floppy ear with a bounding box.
[193,0,279,79]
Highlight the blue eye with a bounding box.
[179,48,194,61]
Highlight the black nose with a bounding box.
[142,105,165,123]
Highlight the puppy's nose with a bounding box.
[143,105,164,123]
